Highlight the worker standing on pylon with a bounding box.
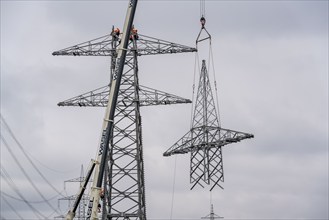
[112,27,121,41]
[130,26,139,40]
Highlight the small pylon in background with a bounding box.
[163,60,254,191]
[201,204,223,220]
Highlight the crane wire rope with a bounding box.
[208,40,222,127]
[0,134,61,216]
[169,155,177,220]
[190,51,201,129]
[0,165,46,219]
[195,0,222,129]
[0,114,67,197]
[197,0,222,128]
[200,0,206,18]
[209,190,213,211]
[199,0,223,207]
[195,0,223,192]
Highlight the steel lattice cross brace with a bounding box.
[53,30,196,219]
[163,60,254,191]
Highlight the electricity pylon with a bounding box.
[201,204,223,220]
[53,28,196,219]
[163,60,254,191]
[57,165,91,220]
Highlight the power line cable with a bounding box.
[0,114,67,197]
[0,165,46,219]
[0,135,61,216]
[1,194,24,220]
[0,190,63,204]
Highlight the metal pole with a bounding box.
[88,0,138,219]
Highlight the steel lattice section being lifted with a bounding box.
[163,60,254,191]
[53,27,196,219]
[57,85,191,107]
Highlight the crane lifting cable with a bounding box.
[196,0,210,45]
[200,0,206,18]
[193,0,221,127]
[196,16,211,44]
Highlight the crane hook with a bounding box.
[200,16,206,28]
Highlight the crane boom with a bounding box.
[65,160,96,220]
[86,1,138,219]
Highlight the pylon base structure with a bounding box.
[163,60,254,191]
[53,30,196,219]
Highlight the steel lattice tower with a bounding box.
[163,60,254,191]
[53,30,196,219]
[57,165,91,220]
[201,204,223,220]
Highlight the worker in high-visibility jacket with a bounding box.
[130,27,139,40]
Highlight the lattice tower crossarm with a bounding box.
[163,60,254,190]
[52,34,196,57]
[57,85,191,107]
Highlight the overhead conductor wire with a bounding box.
[0,115,66,197]
[1,194,24,220]
[0,135,61,216]
[0,165,46,219]
[0,115,62,217]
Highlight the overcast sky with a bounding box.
[1,1,328,220]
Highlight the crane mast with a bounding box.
[64,1,138,219]
[87,1,138,219]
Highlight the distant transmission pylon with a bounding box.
[53,10,196,220]
[201,204,223,220]
[163,16,254,191]
[57,165,91,220]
